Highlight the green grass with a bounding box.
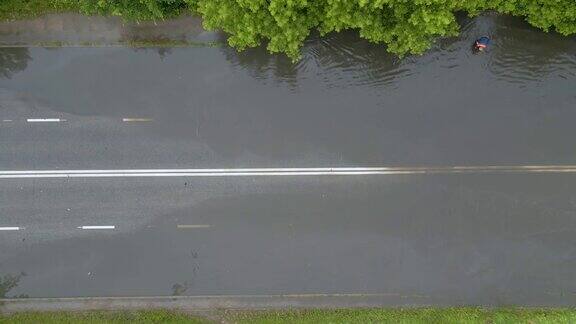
[0,0,77,21]
[2,308,576,323]
[0,0,188,22]
[225,308,576,324]
[0,310,210,324]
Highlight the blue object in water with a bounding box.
[475,36,490,51]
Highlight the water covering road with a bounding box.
[0,14,575,304]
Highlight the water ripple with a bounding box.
[489,16,576,86]
[222,14,575,93]
[301,31,411,89]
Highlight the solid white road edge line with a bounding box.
[1,165,576,174]
[1,166,576,179]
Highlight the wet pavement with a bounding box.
[0,14,576,304]
[3,174,576,305]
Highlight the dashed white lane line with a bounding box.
[2,119,13,122]
[77,226,116,230]
[27,118,65,123]
[177,225,212,229]
[122,118,153,122]
[0,227,20,231]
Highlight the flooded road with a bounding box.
[0,15,574,168]
[0,14,575,304]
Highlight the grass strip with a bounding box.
[2,308,576,323]
[0,0,77,21]
[224,307,576,324]
[0,310,210,324]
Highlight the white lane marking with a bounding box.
[2,119,13,122]
[0,227,20,231]
[27,118,64,123]
[177,225,211,229]
[122,118,153,122]
[77,226,115,230]
[1,165,576,179]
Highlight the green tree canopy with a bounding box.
[192,0,576,60]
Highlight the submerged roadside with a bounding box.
[0,13,222,47]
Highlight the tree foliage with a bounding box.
[191,0,576,60]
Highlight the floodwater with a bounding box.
[0,14,576,303]
[0,15,574,168]
[0,16,576,166]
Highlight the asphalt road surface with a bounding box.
[1,15,576,305]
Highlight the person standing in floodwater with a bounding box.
[473,36,490,53]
